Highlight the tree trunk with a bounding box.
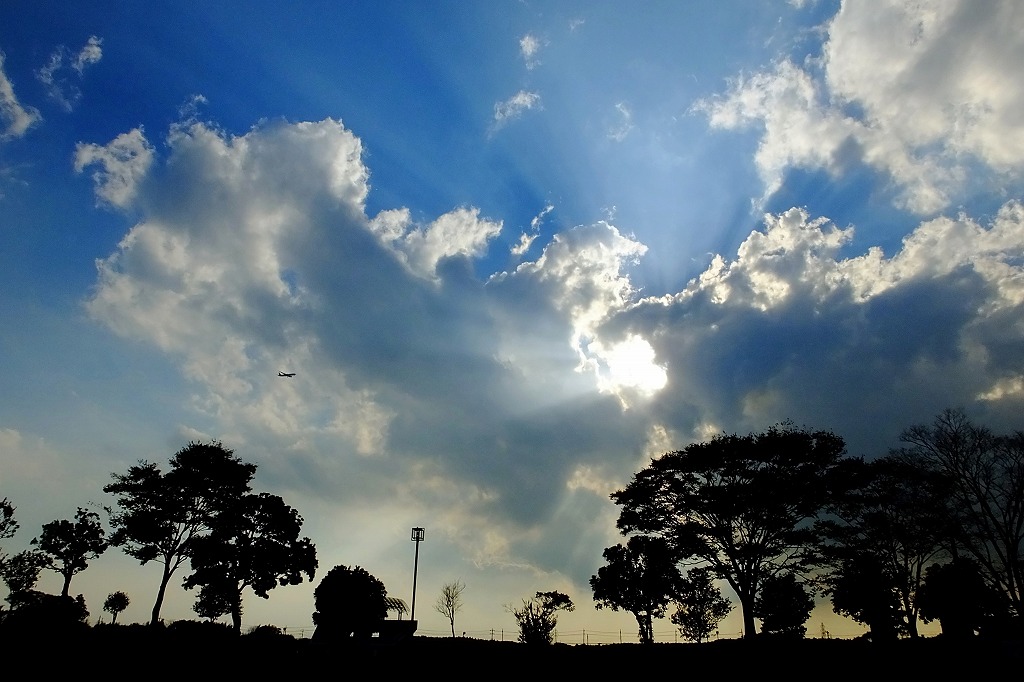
[739,595,757,639]
[639,613,653,644]
[231,600,243,633]
[151,564,172,626]
[112,611,119,625]
[61,572,72,597]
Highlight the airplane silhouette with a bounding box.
[278,371,296,377]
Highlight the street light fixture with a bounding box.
[410,527,425,622]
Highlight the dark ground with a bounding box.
[10,624,1023,676]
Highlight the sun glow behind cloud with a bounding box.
[587,333,668,400]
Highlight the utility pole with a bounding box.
[410,527,425,621]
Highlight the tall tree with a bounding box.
[590,535,682,644]
[510,591,574,645]
[433,579,466,637]
[815,455,952,637]
[895,409,1024,617]
[103,441,256,625]
[184,492,317,632]
[670,567,733,643]
[612,423,850,639]
[32,507,108,597]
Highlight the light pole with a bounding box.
[410,527,425,622]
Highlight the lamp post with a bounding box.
[410,527,425,622]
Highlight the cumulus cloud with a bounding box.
[84,118,656,589]
[369,206,503,281]
[0,52,41,139]
[74,128,154,207]
[492,90,541,130]
[35,36,103,111]
[615,201,1024,456]
[695,0,1024,214]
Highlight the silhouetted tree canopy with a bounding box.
[0,496,16,547]
[312,565,388,639]
[590,535,682,644]
[184,492,317,632]
[894,408,1024,618]
[0,497,18,584]
[815,454,952,638]
[0,549,46,608]
[917,557,1008,639]
[103,441,256,625]
[103,591,130,624]
[828,553,903,642]
[670,567,732,643]
[32,507,107,597]
[612,423,851,639]
[754,572,815,638]
[511,591,574,645]
[6,592,89,630]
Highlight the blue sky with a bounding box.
[2,0,1024,639]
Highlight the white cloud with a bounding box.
[623,199,1024,456]
[492,90,541,130]
[73,36,103,74]
[0,52,41,139]
[696,0,1024,214]
[35,36,103,112]
[74,128,154,208]
[608,102,633,142]
[512,204,553,257]
[520,33,544,69]
[369,205,503,281]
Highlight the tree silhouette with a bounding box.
[613,423,850,639]
[754,572,815,638]
[0,497,17,565]
[103,441,256,625]
[671,567,732,643]
[511,591,574,645]
[828,553,903,642]
[103,591,130,624]
[917,557,1008,639]
[184,492,317,632]
[312,565,388,639]
[590,535,682,644]
[815,454,951,637]
[32,507,107,597]
[895,408,1024,617]
[0,550,46,608]
[433,579,465,637]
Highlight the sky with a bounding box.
[2,0,1023,641]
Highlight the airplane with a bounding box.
[278,371,296,377]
